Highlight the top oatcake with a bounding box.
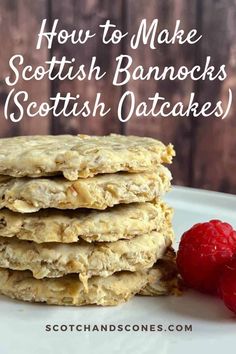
[0,134,175,180]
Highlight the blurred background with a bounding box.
[0,0,236,193]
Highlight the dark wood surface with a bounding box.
[0,0,235,193]
[0,0,50,135]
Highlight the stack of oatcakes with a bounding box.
[0,134,178,306]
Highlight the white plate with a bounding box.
[0,186,235,354]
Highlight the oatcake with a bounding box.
[0,166,171,213]
[0,134,175,180]
[0,201,172,243]
[0,253,178,306]
[0,223,173,279]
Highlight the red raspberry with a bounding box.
[218,258,236,314]
[176,220,236,294]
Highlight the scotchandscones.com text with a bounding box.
[45,323,192,333]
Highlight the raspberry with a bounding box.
[218,258,236,314]
[176,220,236,294]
